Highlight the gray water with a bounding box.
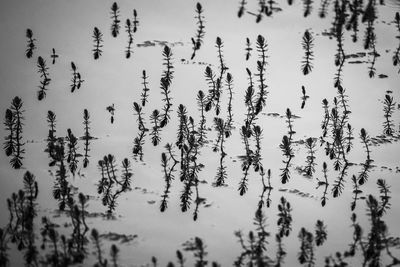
[0,0,399,266]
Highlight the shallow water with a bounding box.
[0,0,400,266]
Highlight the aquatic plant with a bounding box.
[160,144,179,212]
[66,128,80,176]
[393,13,400,72]
[213,118,228,187]
[132,9,139,33]
[316,162,329,207]
[6,97,25,169]
[321,99,330,137]
[300,85,309,109]
[225,73,234,137]
[191,3,205,60]
[110,2,120,38]
[82,109,91,168]
[140,70,150,107]
[298,227,315,266]
[258,169,272,209]
[234,209,272,266]
[277,197,292,238]
[256,0,268,23]
[182,237,208,267]
[150,109,161,146]
[70,62,84,93]
[254,35,268,115]
[51,48,58,64]
[97,155,133,215]
[245,37,252,60]
[358,128,373,185]
[238,0,247,18]
[304,137,317,177]
[25,29,36,58]
[92,27,103,60]
[204,66,220,114]
[132,102,147,160]
[0,227,9,267]
[303,0,313,17]
[315,220,327,246]
[280,135,294,184]
[318,0,330,18]
[107,104,115,124]
[351,175,362,211]
[301,30,314,75]
[3,109,14,157]
[37,56,51,100]
[125,19,133,58]
[159,46,174,128]
[196,90,207,145]
[91,228,108,267]
[382,94,396,136]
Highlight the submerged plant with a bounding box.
[66,129,80,176]
[159,46,174,128]
[382,94,396,136]
[97,155,133,215]
[277,197,292,238]
[25,29,36,58]
[254,35,269,115]
[238,0,247,18]
[82,109,92,168]
[125,19,134,58]
[4,97,25,169]
[316,162,329,207]
[191,3,205,60]
[304,137,316,177]
[132,9,139,33]
[160,144,179,212]
[301,30,314,75]
[37,56,51,100]
[298,228,315,266]
[70,62,84,93]
[393,12,400,72]
[245,37,252,60]
[51,48,58,64]
[140,70,150,107]
[110,2,120,38]
[358,128,373,185]
[92,27,103,60]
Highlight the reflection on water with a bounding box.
[1,0,400,266]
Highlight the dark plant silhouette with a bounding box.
[160,144,179,212]
[301,30,314,75]
[315,220,327,246]
[70,62,84,93]
[382,94,396,136]
[318,0,330,18]
[110,2,120,38]
[298,227,315,266]
[82,109,92,168]
[245,37,252,60]
[234,209,272,266]
[225,73,234,137]
[66,128,80,176]
[97,155,133,215]
[277,197,292,238]
[5,97,25,169]
[91,228,108,267]
[110,244,119,267]
[213,118,228,187]
[150,109,161,146]
[238,0,247,18]
[393,12,400,72]
[182,237,208,267]
[92,27,104,60]
[133,9,139,33]
[254,35,268,115]
[25,29,36,58]
[346,0,362,42]
[358,128,373,185]
[351,175,362,211]
[303,0,313,17]
[300,85,309,109]
[197,90,207,146]
[37,56,51,100]
[0,227,9,266]
[133,102,147,160]
[45,110,57,159]
[51,48,59,64]
[107,104,115,124]
[191,3,205,60]
[258,169,272,209]
[159,46,174,128]
[141,70,150,106]
[125,19,134,58]
[304,137,316,177]
[316,162,329,206]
